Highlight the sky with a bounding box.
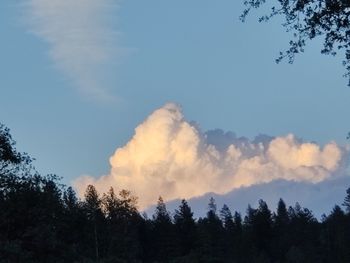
[1,1,350,212]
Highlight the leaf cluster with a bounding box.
[241,0,350,84]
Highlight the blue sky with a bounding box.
[1,0,350,186]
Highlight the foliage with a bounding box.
[241,0,350,85]
[1,122,350,262]
[343,186,350,212]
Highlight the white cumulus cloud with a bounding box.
[74,103,348,209]
[22,0,122,100]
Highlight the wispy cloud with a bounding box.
[74,103,349,209]
[22,0,122,100]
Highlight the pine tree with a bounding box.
[273,199,290,262]
[322,205,350,262]
[174,199,196,256]
[63,187,78,211]
[288,203,321,262]
[220,204,236,259]
[255,200,273,257]
[220,204,234,231]
[152,197,176,261]
[342,187,350,214]
[275,198,289,227]
[233,211,242,234]
[61,186,85,261]
[153,196,171,224]
[197,197,225,262]
[207,197,217,220]
[83,185,103,262]
[232,211,243,261]
[102,188,141,261]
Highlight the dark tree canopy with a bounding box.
[241,0,350,85]
[1,122,350,262]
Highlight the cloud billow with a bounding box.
[23,0,122,100]
[75,103,348,209]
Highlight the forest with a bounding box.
[1,123,350,263]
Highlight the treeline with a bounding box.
[1,124,350,263]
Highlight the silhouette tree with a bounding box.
[152,196,176,261]
[287,202,322,262]
[272,198,290,262]
[174,199,197,257]
[220,204,234,231]
[322,205,350,262]
[60,186,86,261]
[0,123,26,167]
[101,187,142,261]
[241,0,350,85]
[197,197,225,262]
[343,187,350,213]
[220,204,238,259]
[3,123,350,262]
[227,211,244,262]
[83,185,104,262]
[252,200,273,260]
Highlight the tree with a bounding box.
[220,204,234,231]
[174,199,197,256]
[243,201,273,261]
[220,204,239,259]
[152,196,177,261]
[102,187,141,261]
[273,199,290,262]
[254,200,273,257]
[196,197,225,262]
[0,124,67,262]
[63,186,78,211]
[287,203,322,261]
[343,187,350,213]
[153,196,172,224]
[207,197,218,220]
[0,124,34,197]
[61,186,86,261]
[322,205,350,262]
[275,198,289,227]
[241,0,350,85]
[83,185,104,262]
[0,123,25,166]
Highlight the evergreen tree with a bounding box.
[233,211,242,235]
[174,199,196,257]
[197,197,225,262]
[288,203,321,262]
[272,198,290,262]
[322,205,350,262]
[60,186,85,261]
[232,211,243,261]
[207,197,217,219]
[343,187,350,214]
[4,123,350,262]
[152,196,176,261]
[116,189,141,261]
[63,186,78,211]
[220,204,236,259]
[83,185,104,262]
[275,198,289,227]
[220,204,234,231]
[153,196,171,224]
[243,200,273,261]
[254,200,273,258]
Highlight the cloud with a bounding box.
[74,103,348,209]
[22,0,122,100]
